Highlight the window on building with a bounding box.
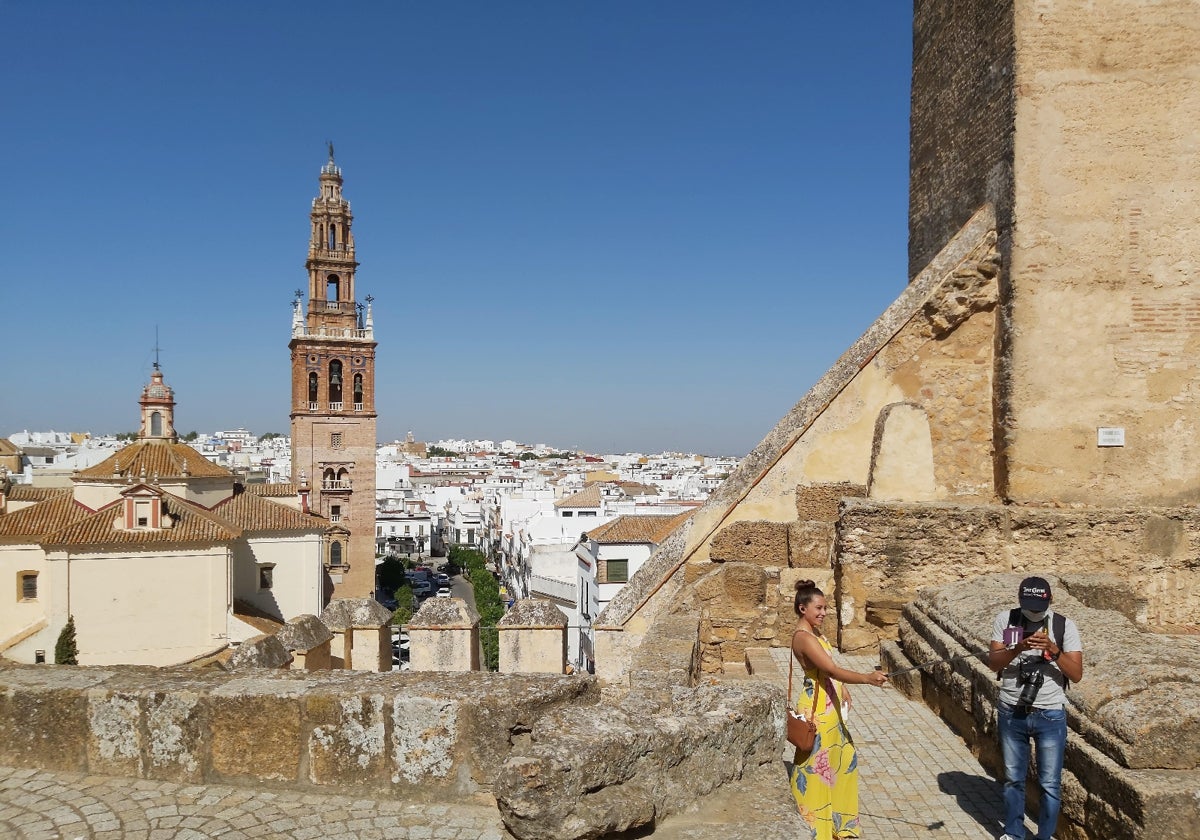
[329,360,343,404]
[308,373,319,404]
[377,526,383,536]
[330,541,343,566]
[353,374,363,405]
[259,565,274,590]
[19,572,37,601]
[135,500,152,528]
[150,411,162,436]
[562,511,574,517]
[606,559,629,583]
[330,505,341,522]
[331,432,343,449]
[404,525,410,534]
[579,511,597,517]
[327,274,340,300]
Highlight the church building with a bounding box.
[0,366,328,666]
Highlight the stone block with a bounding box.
[794,482,866,522]
[709,520,788,566]
[391,695,460,786]
[788,520,834,568]
[143,690,208,782]
[307,692,388,787]
[0,681,89,771]
[209,683,304,783]
[86,691,143,777]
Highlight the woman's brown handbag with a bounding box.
[787,639,822,752]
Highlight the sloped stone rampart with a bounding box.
[886,574,1200,839]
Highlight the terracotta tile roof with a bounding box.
[555,485,602,508]
[615,481,660,496]
[0,438,19,456]
[6,485,72,503]
[587,511,693,545]
[244,482,298,497]
[215,490,327,533]
[44,493,241,547]
[76,439,232,480]
[0,493,91,542]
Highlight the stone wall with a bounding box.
[908,0,1014,281]
[0,595,784,840]
[836,500,1200,641]
[0,664,593,798]
[883,574,1200,839]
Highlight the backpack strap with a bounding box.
[1051,611,1070,685]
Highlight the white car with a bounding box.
[435,586,452,598]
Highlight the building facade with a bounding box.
[289,148,378,600]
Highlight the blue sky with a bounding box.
[2,2,913,456]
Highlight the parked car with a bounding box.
[435,586,452,598]
[412,581,432,598]
[435,572,450,585]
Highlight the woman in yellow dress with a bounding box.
[789,579,889,840]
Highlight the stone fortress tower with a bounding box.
[289,146,378,601]
[909,0,1200,507]
[596,0,1200,677]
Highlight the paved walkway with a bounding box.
[0,651,1022,840]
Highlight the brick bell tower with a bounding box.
[289,144,377,602]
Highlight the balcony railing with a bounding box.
[308,401,319,411]
[354,402,364,412]
[291,325,374,341]
[322,480,352,491]
[329,401,344,411]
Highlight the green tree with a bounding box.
[182,430,199,442]
[258,432,283,441]
[377,556,408,594]
[448,545,504,670]
[114,431,137,441]
[391,583,415,626]
[55,615,78,665]
[427,445,458,458]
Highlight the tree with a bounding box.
[182,430,199,442]
[259,432,283,442]
[55,615,78,665]
[391,583,415,626]
[114,431,137,441]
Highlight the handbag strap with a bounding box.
[789,630,822,722]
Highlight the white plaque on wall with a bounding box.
[1097,427,1125,447]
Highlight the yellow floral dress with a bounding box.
[789,632,860,840]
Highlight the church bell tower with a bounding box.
[289,145,378,601]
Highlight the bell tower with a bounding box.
[289,145,378,602]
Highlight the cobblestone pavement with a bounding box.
[0,650,1023,839]
[0,770,516,840]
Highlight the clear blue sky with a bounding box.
[2,2,913,456]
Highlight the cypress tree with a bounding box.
[54,615,78,665]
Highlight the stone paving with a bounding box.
[0,651,1026,839]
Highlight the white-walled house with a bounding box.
[575,511,691,673]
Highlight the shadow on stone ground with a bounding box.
[935,770,1005,835]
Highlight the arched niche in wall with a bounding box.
[868,402,938,501]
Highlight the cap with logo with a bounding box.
[1018,576,1052,611]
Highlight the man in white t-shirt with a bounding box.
[988,577,1084,840]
